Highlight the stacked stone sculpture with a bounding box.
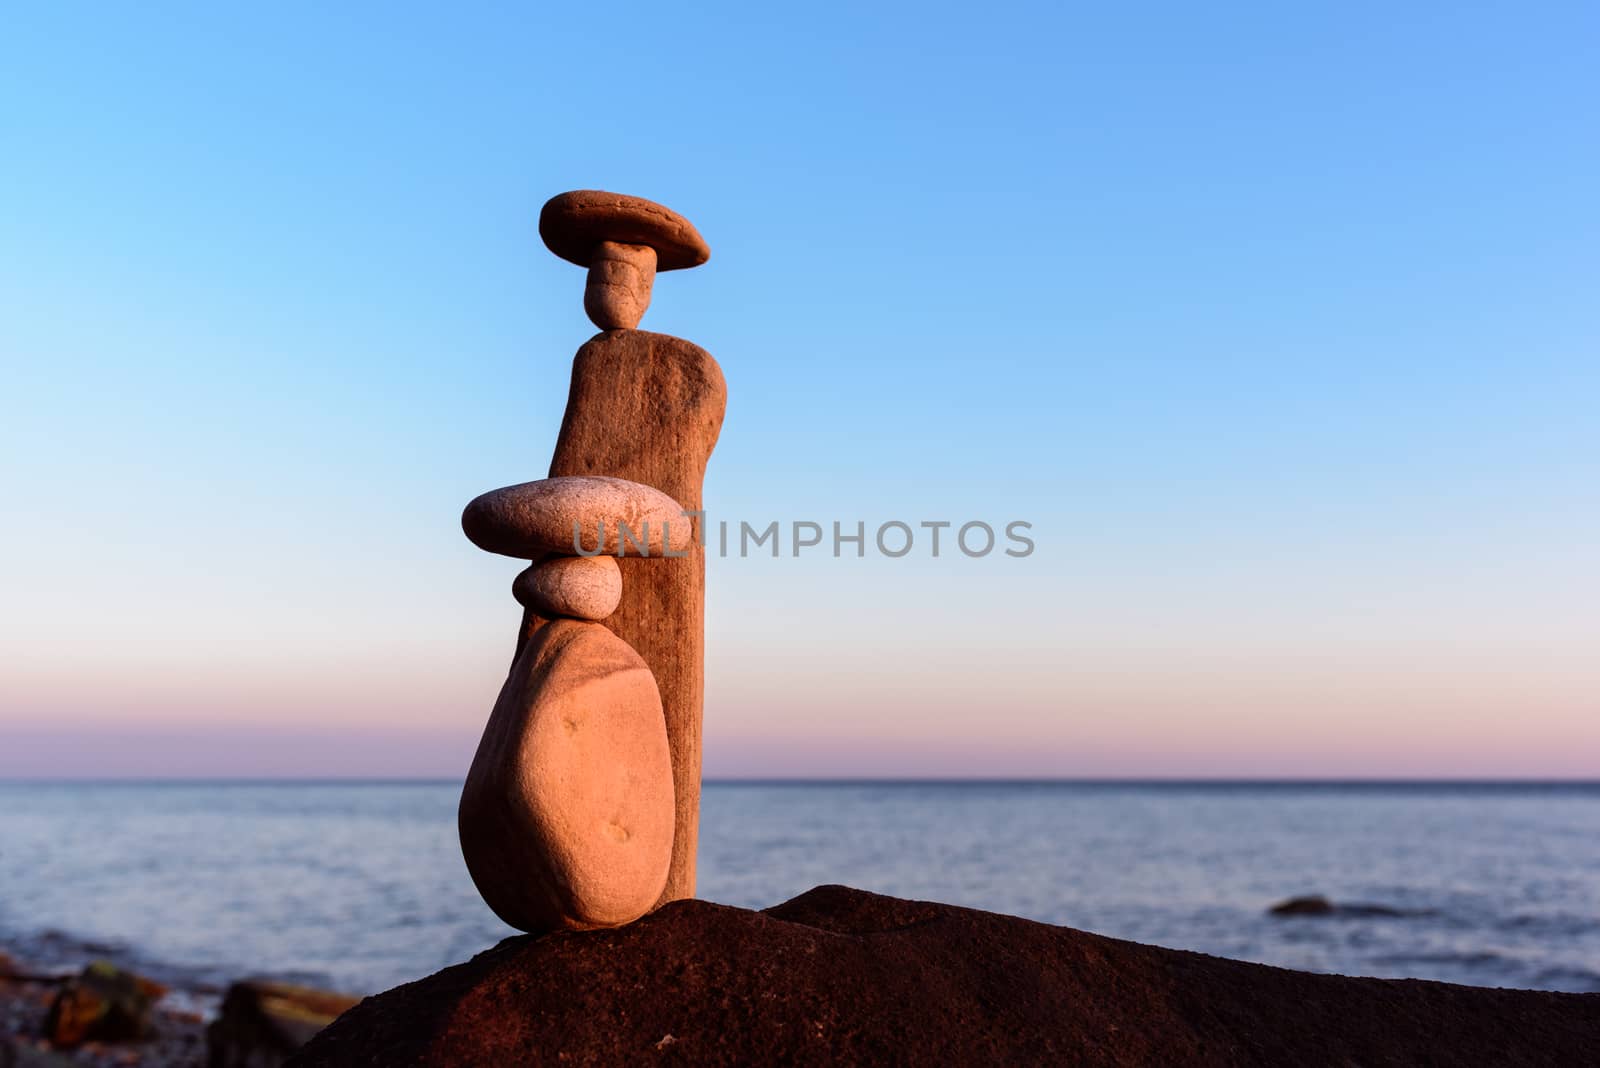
[458,192,726,933]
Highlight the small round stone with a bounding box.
[462,475,694,559]
[513,555,622,621]
[584,241,657,330]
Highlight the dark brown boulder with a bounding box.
[288,885,1600,1067]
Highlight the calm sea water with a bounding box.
[1,781,1597,996]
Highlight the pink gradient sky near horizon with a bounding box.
[5,538,1598,778]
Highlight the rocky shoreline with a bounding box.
[12,886,1600,1066]
[0,951,206,1068]
[0,948,354,1068]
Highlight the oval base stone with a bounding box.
[459,619,674,932]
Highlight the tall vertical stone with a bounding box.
[546,328,726,903]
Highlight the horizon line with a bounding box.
[3,776,1599,787]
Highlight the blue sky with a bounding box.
[3,2,1597,776]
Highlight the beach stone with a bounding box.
[584,241,657,330]
[543,329,726,907]
[462,475,693,560]
[539,191,709,272]
[42,962,165,1048]
[206,979,359,1068]
[459,619,674,933]
[512,555,621,621]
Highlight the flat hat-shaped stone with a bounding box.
[540,191,710,271]
[463,475,693,559]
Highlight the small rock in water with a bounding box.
[43,962,165,1048]
[206,979,360,1068]
[459,619,675,932]
[1269,895,1413,918]
[1270,895,1335,916]
[513,555,622,621]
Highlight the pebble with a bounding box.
[583,241,657,331]
[513,556,622,621]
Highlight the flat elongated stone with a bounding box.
[459,619,674,932]
[463,475,693,559]
[539,191,709,271]
[545,330,726,906]
[512,555,621,621]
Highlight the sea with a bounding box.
[2,781,1597,998]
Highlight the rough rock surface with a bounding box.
[290,885,1600,1067]
[543,329,726,906]
[583,241,656,331]
[458,619,674,933]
